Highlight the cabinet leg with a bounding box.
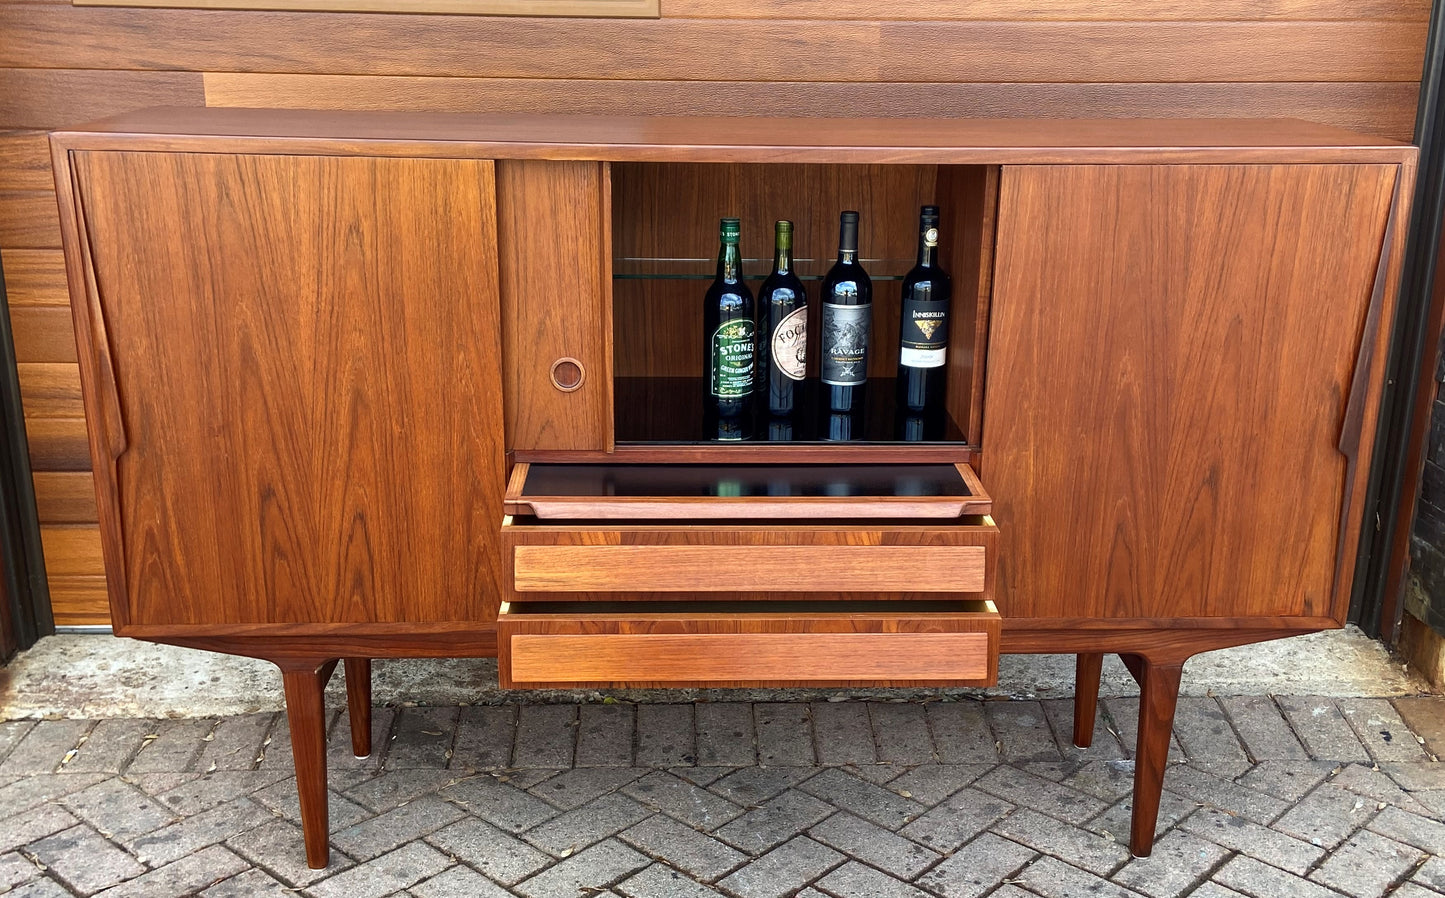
[1073,653,1104,749]
[343,658,373,759]
[1125,654,1184,858]
[280,659,338,870]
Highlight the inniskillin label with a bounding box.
[711,318,756,397]
[900,296,948,369]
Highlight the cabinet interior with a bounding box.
[608,161,999,448]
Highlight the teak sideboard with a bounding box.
[47,109,1416,868]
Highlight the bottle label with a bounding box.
[900,297,948,369]
[770,306,808,381]
[821,302,870,386]
[710,319,756,398]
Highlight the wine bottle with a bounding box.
[756,220,808,417]
[820,211,872,415]
[703,217,755,439]
[896,205,952,416]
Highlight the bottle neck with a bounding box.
[774,242,792,274]
[717,242,741,282]
[916,239,936,267]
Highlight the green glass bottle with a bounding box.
[703,217,755,439]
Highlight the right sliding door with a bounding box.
[984,163,1400,622]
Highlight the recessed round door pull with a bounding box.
[550,357,585,392]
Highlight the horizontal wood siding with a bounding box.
[0,0,1429,625]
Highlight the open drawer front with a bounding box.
[498,599,1001,688]
[504,461,991,520]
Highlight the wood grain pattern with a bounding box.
[40,523,102,577]
[0,69,203,130]
[79,0,657,15]
[48,575,108,626]
[508,632,993,686]
[497,160,612,452]
[33,471,98,523]
[12,306,77,362]
[17,362,80,417]
[664,0,1429,20]
[0,8,1426,83]
[0,132,54,191]
[1,250,68,306]
[66,150,509,627]
[278,659,336,869]
[983,163,1399,622]
[512,545,988,593]
[51,109,1417,166]
[200,75,1420,141]
[498,599,1001,688]
[342,658,371,758]
[0,190,61,248]
[25,417,90,472]
[936,165,998,444]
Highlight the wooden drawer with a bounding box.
[497,599,1000,688]
[502,518,998,597]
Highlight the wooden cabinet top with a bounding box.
[51,108,1416,165]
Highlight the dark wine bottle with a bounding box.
[756,220,808,418]
[820,211,872,415]
[703,217,755,440]
[896,205,952,417]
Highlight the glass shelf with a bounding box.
[615,376,966,445]
[614,256,917,282]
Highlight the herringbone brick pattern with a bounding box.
[1,695,1442,897]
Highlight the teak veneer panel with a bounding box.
[59,150,508,628]
[984,162,1400,622]
[498,600,1001,688]
[508,632,993,686]
[0,132,56,192]
[663,0,1428,20]
[0,7,1425,83]
[201,76,1420,142]
[497,160,612,451]
[0,190,62,249]
[512,545,987,593]
[1,250,69,307]
[0,69,204,132]
[49,110,1415,166]
[25,418,90,472]
[76,0,659,15]
[33,472,99,524]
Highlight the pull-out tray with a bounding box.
[504,462,991,520]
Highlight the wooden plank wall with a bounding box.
[0,0,1431,626]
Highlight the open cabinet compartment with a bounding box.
[609,161,999,448]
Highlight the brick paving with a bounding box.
[0,695,1441,897]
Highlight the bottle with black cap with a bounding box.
[895,205,951,439]
[819,210,872,422]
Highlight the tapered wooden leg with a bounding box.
[1073,653,1105,748]
[280,659,338,869]
[1127,654,1184,858]
[343,659,373,759]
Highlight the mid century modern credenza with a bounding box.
[48,109,1416,868]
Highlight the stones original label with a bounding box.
[900,296,948,369]
[710,318,756,398]
[770,306,808,381]
[821,302,870,386]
